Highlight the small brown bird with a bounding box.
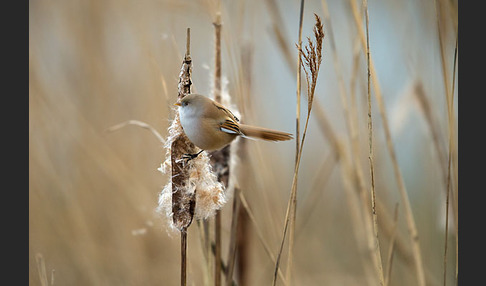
[175,94,293,153]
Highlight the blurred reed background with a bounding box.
[29,0,457,285]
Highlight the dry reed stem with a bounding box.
[196,220,212,286]
[264,0,340,153]
[443,34,458,286]
[285,1,305,284]
[170,28,197,231]
[363,1,385,284]
[274,14,324,286]
[214,210,222,286]
[384,204,399,286]
[36,253,51,286]
[225,187,241,286]
[296,151,337,233]
[213,12,222,102]
[294,0,304,165]
[338,146,378,286]
[263,0,295,74]
[238,192,287,285]
[349,1,426,284]
[106,120,166,144]
[159,27,226,285]
[174,28,196,286]
[181,228,188,286]
[234,44,253,286]
[413,82,458,236]
[235,206,249,286]
[435,1,459,283]
[210,9,230,286]
[321,1,385,283]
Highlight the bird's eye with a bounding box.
[182,101,188,106]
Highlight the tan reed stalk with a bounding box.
[339,147,379,286]
[225,187,241,286]
[263,0,296,73]
[214,210,222,286]
[36,253,50,286]
[238,192,287,285]
[173,28,196,286]
[235,204,248,286]
[363,1,385,284]
[180,228,188,286]
[209,8,230,286]
[263,0,340,154]
[273,14,324,286]
[196,220,212,286]
[443,34,458,286]
[294,0,304,165]
[434,1,458,283]
[296,151,337,233]
[171,28,196,231]
[452,35,458,286]
[235,44,253,286]
[106,120,166,144]
[384,204,399,286]
[286,1,305,284]
[349,1,426,284]
[321,1,385,283]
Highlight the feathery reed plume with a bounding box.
[273,13,324,286]
[156,28,226,286]
[264,0,340,154]
[298,15,324,113]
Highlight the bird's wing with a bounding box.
[212,101,240,122]
[219,119,243,135]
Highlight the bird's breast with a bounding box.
[179,113,236,151]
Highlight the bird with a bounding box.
[174,94,292,158]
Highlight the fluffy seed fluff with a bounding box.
[156,112,226,232]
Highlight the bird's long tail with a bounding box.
[239,124,293,142]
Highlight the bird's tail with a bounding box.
[239,124,293,142]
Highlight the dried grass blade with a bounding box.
[363,0,385,284]
[274,13,324,286]
[105,120,166,144]
[349,0,426,284]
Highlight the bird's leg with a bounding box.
[182,149,204,163]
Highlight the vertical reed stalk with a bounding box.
[274,14,324,286]
[225,187,241,286]
[286,1,305,284]
[209,8,230,286]
[443,34,458,286]
[384,204,399,286]
[172,28,196,286]
[181,227,188,286]
[321,1,384,283]
[238,192,287,285]
[214,211,222,286]
[349,1,426,284]
[435,1,458,284]
[363,1,385,284]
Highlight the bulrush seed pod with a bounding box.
[157,31,226,232]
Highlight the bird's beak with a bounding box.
[174,101,182,106]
